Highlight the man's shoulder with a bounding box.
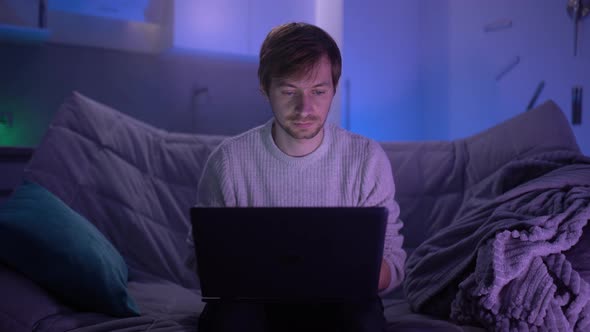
[328,125,393,178]
[216,120,269,151]
[328,123,383,152]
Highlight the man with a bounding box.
[189,22,405,332]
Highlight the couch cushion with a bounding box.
[0,262,69,332]
[383,100,580,249]
[24,92,225,290]
[457,100,580,216]
[380,141,465,250]
[0,181,139,317]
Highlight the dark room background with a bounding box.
[1,0,588,155]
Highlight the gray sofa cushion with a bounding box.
[381,141,463,250]
[0,262,68,332]
[25,92,225,290]
[382,100,580,250]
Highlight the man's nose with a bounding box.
[295,93,313,113]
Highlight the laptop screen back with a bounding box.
[191,207,388,303]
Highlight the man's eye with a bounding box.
[313,90,326,95]
[281,91,295,96]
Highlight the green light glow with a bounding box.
[0,99,46,147]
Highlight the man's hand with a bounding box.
[378,259,391,291]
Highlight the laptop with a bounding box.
[190,207,388,303]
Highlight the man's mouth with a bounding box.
[293,122,313,128]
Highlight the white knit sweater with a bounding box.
[188,119,406,295]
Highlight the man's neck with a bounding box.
[271,122,325,157]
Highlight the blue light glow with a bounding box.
[48,0,150,21]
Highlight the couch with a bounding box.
[0,91,588,331]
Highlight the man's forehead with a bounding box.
[275,78,331,88]
[272,55,333,86]
[273,69,332,87]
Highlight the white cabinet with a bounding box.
[173,0,316,56]
[0,0,174,53]
[0,0,40,27]
[174,0,250,55]
[0,0,49,44]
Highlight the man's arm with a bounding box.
[360,141,406,295]
[379,259,392,291]
[185,144,234,272]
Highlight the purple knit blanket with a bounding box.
[405,152,590,331]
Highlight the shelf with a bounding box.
[0,24,49,44]
[44,11,171,54]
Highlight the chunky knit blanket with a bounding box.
[405,151,590,331]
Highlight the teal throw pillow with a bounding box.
[0,181,139,317]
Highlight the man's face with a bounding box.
[266,56,335,140]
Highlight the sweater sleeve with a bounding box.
[359,141,406,296]
[195,145,236,208]
[185,144,235,272]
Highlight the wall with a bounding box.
[0,147,32,204]
[316,0,344,126]
[0,42,271,146]
[343,0,588,154]
[417,0,450,141]
[343,0,422,141]
[445,0,589,154]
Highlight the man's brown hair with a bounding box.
[258,22,342,95]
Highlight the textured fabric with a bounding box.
[0,262,70,332]
[405,151,590,331]
[0,181,139,317]
[39,281,203,332]
[565,223,590,284]
[188,118,405,295]
[449,163,590,331]
[24,92,225,290]
[381,101,580,252]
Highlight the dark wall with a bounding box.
[0,147,32,203]
[0,41,272,146]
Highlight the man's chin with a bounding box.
[287,126,322,140]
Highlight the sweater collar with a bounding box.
[262,118,332,166]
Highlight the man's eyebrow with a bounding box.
[277,81,297,88]
[277,81,332,88]
[311,82,331,88]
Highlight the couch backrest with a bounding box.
[26,93,580,288]
[25,92,224,289]
[380,140,464,250]
[383,100,580,250]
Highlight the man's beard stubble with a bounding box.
[280,114,324,140]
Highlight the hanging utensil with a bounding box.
[567,0,590,56]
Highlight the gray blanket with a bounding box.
[405,151,590,331]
